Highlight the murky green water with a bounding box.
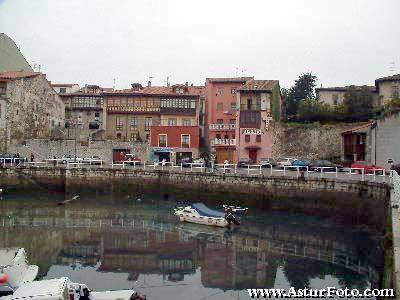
[0,193,382,299]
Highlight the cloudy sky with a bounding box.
[0,0,399,89]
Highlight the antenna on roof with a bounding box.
[389,61,396,75]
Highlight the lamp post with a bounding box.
[371,120,378,165]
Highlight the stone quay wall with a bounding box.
[0,166,390,231]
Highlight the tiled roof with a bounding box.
[107,85,202,97]
[316,85,376,92]
[0,71,41,80]
[238,80,279,92]
[51,83,78,87]
[206,77,253,83]
[375,74,400,82]
[341,122,374,134]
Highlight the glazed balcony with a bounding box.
[209,124,236,131]
[211,138,236,146]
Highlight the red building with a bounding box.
[150,125,200,164]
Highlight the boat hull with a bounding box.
[175,211,228,227]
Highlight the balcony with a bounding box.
[209,124,236,131]
[211,138,236,146]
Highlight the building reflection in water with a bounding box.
[0,198,382,296]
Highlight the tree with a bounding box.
[342,86,374,120]
[297,99,332,122]
[285,72,318,117]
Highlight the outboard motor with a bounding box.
[225,212,240,225]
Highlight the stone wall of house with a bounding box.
[9,139,149,164]
[3,74,65,151]
[271,122,366,161]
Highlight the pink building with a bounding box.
[235,80,282,164]
[205,77,252,163]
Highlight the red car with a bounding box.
[351,161,385,174]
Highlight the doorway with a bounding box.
[248,149,258,164]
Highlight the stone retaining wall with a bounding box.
[0,167,390,231]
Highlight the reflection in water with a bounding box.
[0,195,382,299]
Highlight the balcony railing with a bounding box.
[0,86,6,94]
[212,138,236,146]
[209,124,236,130]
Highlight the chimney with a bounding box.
[148,81,151,88]
[131,83,143,91]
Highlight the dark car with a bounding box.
[237,158,251,168]
[291,158,311,171]
[310,160,343,172]
[260,158,277,168]
[391,163,400,175]
[180,157,193,168]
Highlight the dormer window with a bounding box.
[176,88,184,94]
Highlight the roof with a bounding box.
[191,203,225,218]
[316,85,376,92]
[238,79,279,92]
[12,277,68,299]
[51,83,78,87]
[0,71,41,81]
[375,74,400,83]
[341,122,374,135]
[206,77,253,83]
[106,85,202,97]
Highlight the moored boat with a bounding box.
[174,203,240,227]
[0,248,39,294]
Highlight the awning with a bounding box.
[341,122,373,135]
[152,147,174,153]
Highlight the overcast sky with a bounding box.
[0,0,399,89]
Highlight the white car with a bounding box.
[193,158,205,165]
[277,157,295,168]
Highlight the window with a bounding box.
[158,134,167,147]
[216,134,221,139]
[183,119,191,126]
[130,116,137,129]
[231,102,237,110]
[217,103,223,111]
[181,134,190,148]
[231,88,237,94]
[95,112,100,118]
[168,118,177,126]
[245,135,250,142]
[217,119,224,124]
[217,87,224,95]
[116,116,123,130]
[256,135,261,142]
[230,119,236,124]
[146,133,150,140]
[116,133,122,139]
[332,94,339,106]
[145,117,152,131]
[59,87,66,93]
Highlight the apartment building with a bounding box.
[205,77,252,163]
[236,80,282,164]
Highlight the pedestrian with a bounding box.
[30,153,35,163]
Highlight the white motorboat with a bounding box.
[0,248,39,294]
[174,203,240,227]
[3,277,146,300]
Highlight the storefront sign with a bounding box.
[242,129,262,135]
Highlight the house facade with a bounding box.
[316,86,378,106]
[205,77,252,163]
[0,71,65,153]
[375,74,400,105]
[235,80,282,164]
[51,83,80,94]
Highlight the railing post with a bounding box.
[335,167,338,178]
[362,168,364,181]
[320,167,323,179]
[180,163,183,171]
[143,162,146,170]
[247,165,250,175]
[283,166,286,176]
[270,165,273,176]
[259,165,262,175]
[296,167,299,178]
[234,164,237,174]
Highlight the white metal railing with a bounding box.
[212,138,236,146]
[209,124,236,130]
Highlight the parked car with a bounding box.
[84,155,103,165]
[192,158,205,165]
[351,161,386,174]
[391,163,400,175]
[260,158,277,168]
[291,158,311,171]
[310,160,343,172]
[237,158,251,168]
[180,157,193,168]
[277,157,295,168]
[125,154,142,165]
